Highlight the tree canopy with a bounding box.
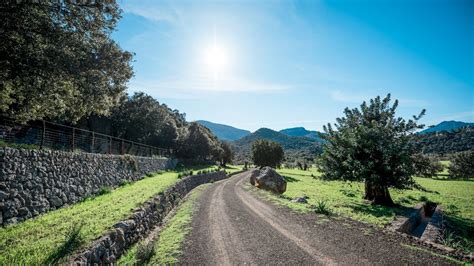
[318,94,425,206]
[0,1,133,123]
[251,139,284,168]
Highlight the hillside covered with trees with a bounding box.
[232,128,322,164]
[413,126,474,155]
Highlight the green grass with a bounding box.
[0,166,217,265]
[223,164,244,174]
[118,184,210,265]
[400,244,467,265]
[253,167,473,253]
[0,139,38,150]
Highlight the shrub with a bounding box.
[313,200,331,215]
[119,180,131,187]
[98,186,111,195]
[449,151,474,179]
[0,140,38,150]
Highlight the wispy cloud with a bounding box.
[330,90,369,103]
[329,90,429,107]
[435,111,474,122]
[128,76,291,100]
[122,1,180,24]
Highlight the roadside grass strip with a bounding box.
[0,166,217,264]
[118,184,210,265]
[252,167,473,253]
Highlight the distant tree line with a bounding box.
[412,127,474,155]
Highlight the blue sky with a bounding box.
[114,0,473,132]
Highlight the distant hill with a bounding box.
[196,120,250,141]
[279,127,324,141]
[420,121,474,134]
[232,128,323,164]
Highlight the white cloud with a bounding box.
[127,76,291,100]
[435,111,474,122]
[330,90,368,103]
[329,90,429,107]
[122,1,180,24]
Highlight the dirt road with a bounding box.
[181,172,454,265]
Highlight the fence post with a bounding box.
[109,137,112,154]
[121,140,124,155]
[91,132,95,153]
[71,128,75,152]
[40,120,45,150]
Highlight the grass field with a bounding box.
[254,167,473,252]
[0,166,218,265]
[118,184,209,265]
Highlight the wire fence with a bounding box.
[0,117,171,157]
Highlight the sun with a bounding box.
[204,44,228,70]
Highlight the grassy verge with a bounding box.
[0,166,217,264]
[223,164,244,174]
[118,184,210,265]
[252,167,473,253]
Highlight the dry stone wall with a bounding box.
[0,148,177,226]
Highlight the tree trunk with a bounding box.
[364,181,394,206]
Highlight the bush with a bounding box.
[449,151,474,179]
[0,140,38,150]
[313,200,331,215]
[98,186,111,195]
[119,180,132,187]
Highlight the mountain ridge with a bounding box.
[196,120,251,141]
[421,121,473,134]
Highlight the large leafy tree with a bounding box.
[219,141,234,166]
[0,1,133,123]
[449,151,474,179]
[319,94,425,206]
[251,140,284,168]
[176,122,222,161]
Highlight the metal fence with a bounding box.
[0,118,171,157]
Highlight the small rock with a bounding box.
[0,191,8,200]
[292,196,309,203]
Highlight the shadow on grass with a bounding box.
[283,175,300,183]
[44,225,84,265]
[423,176,474,182]
[348,202,412,219]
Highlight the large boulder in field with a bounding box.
[251,167,286,194]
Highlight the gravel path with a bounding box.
[181,171,455,265]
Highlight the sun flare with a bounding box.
[204,44,228,70]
